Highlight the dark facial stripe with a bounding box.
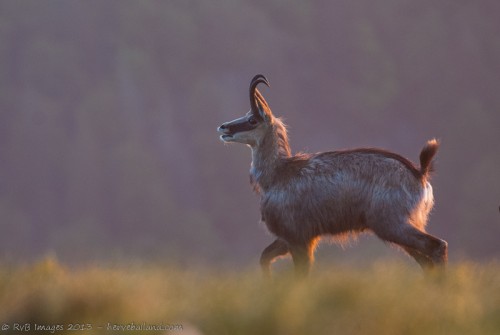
[224,116,260,134]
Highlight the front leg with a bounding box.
[289,243,313,278]
[260,239,289,278]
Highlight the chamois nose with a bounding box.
[218,123,228,131]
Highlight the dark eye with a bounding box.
[248,116,258,125]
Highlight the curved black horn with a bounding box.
[249,74,270,115]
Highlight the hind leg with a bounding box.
[402,246,434,270]
[412,230,448,267]
[374,223,448,269]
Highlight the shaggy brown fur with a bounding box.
[218,74,448,277]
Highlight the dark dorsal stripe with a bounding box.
[327,148,423,180]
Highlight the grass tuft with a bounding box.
[0,259,499,335]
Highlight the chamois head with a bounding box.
[218,74,274,147]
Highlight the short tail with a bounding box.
[419,139,439,177]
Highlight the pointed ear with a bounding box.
[255,90,273,122]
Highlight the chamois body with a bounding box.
[218,75,448,277]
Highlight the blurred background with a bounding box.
[0,0,499,267]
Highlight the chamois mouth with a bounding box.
[218,126,235,142]
[220,134,234,141]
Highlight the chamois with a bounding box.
[218,74,448,277]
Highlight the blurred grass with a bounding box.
[1,257,499,335]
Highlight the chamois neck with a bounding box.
[250,119,291,192]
